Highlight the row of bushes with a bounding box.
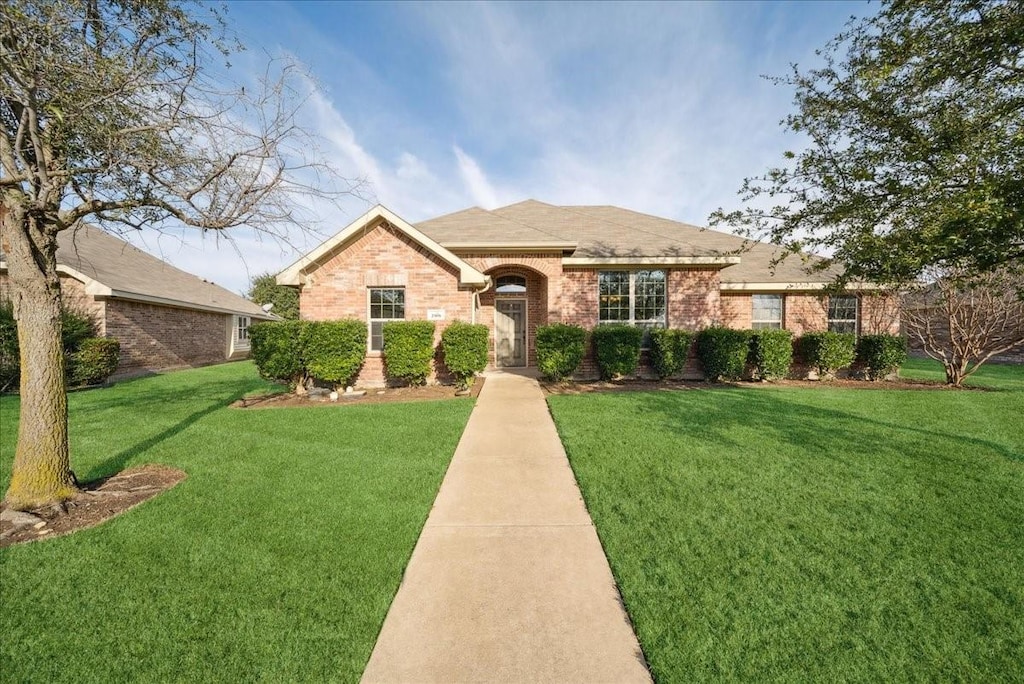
[250,319,489,389]
[535,322,907,382]
[1,301,120,392]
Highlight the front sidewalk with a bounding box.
[361,370,651,683]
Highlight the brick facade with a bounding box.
[106,300,230,375]
[1,271,247,379]
[298,222,475,386]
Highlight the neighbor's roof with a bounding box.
[35,225,272,318]
[417,199,844,286]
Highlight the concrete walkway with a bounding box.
[362,371,651,684]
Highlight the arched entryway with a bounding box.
[479,266,549,368]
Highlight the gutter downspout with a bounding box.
[471,276,493,324]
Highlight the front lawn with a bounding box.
[0,362,473,682]
[548,361,1024,682]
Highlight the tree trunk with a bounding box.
[1,206,78,510]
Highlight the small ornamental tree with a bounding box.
[649,329,693,379]
[304,321,366,387]
[441,322,489,390]
[748,329,793,381]
[591,325,643,380]
[797,332,856,378]
[535,324,587,381]
[695,327,752,382]
[383,321,436,385]
[247,272,300,320]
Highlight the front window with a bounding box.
[236,316,250,342]
[828,295,858,334]
[598,270,666,343]
[751,295,782,329]
[369,288,405,351]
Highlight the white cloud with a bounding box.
[453,145,502,209]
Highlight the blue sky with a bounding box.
[123,1,871,294]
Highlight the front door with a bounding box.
[495,299,526,367]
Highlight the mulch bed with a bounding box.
[0,464,186,547]
[233,376,485,409]
[541,376,986,395]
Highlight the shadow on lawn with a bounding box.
[631,388,1022,465]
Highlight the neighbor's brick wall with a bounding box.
[0,272,105,327]
[299,221,475,385]
[106,299,228,375]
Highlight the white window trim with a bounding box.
[235,315,251,345]
[751,294,783,330]
[827,295,859,334]
[368,287,405,353]
[597,270,667,328]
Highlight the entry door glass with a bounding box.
[496,299,526,367]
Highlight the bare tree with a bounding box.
[903,268,1024,387]
[1,1,358,509]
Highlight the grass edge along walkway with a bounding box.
[0,361,474,682]
[548,360,1024,682]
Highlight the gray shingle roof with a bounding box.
[53,225,271,317]
[415,199,839,284]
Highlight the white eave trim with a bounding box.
[276,204,489,288]
[720,281,886,292]
[445,241,577,252]
[562,256,741,267]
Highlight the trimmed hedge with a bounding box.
[591,324,643,380]
[695,327,752,381]
[442,321,489,389]
[69,338,120,386]
[649,328,693,379]
[0,300,102,392]
[749,329,793,381]
[249,320,307,387]
[304,320,366,386]
[856,334,908,380]
[798,331,857,377]
[383,320,436,385]
[536,324,587,381]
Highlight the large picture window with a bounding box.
[369,288,405,351]
[828,295,858,334]
[598,270,666,341]
[751,295,782,329]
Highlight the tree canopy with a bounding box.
[711,0,1024,286]
[1,0,353,509]
[247,272,299,320]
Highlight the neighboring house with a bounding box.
[278,200,900,384]
[0,224,275,378]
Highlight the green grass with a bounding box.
[0,362,473,682]
[548,360,1024,682]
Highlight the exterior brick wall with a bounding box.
[299,222,475,386]
[720,294,752,329]
[105,299,229,376]
[668,270,721,329]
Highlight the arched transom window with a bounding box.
[495,275,527,294]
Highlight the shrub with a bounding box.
[591,325,643,380]
[304,320,367,386]
[649,328,693,379]
[441,321,489,389]
[535,324,587,381]
[249,320,308,387]
[69,338,120,386]
[749,329,794,381]
[1,300,102,392]
[0,300,19,392]
[856,334,908,380]
[383,320,436,385]
[797,332,857,377]
[695,327,752,381]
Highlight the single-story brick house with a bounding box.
[278,200,900,384]
[0,224,274,378]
